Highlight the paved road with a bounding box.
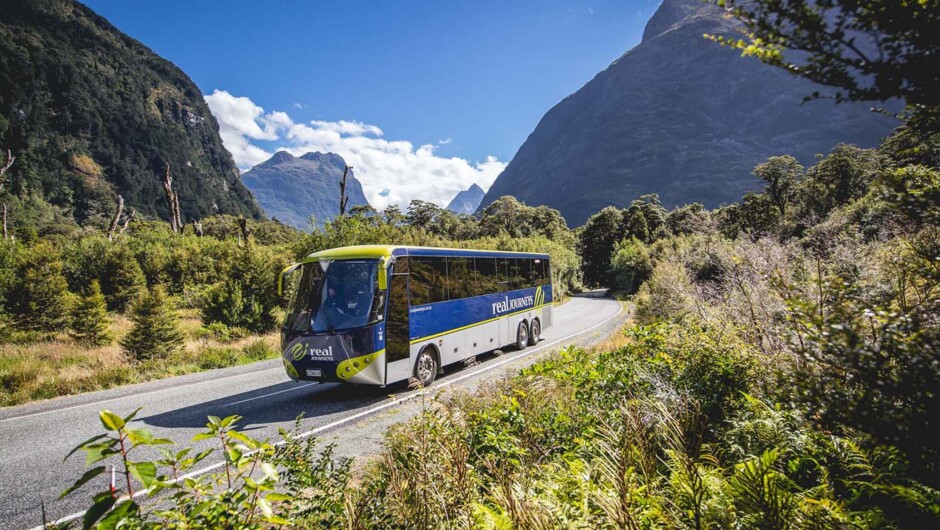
[0,294,624,530]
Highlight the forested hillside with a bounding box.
[0,0,262,231]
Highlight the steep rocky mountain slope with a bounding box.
[0,0,262,227]
[241,151,370,230]
[478,0,897,226]
[446,183,485,215]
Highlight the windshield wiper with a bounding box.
[322,303,337,335]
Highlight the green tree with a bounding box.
[800,144,881,217]
[201,246,282,333]
[578,206,624,287]
[609,237,652,294]
[711,0,940,132]
[622,205,651,243]
[70,280,113,347]
[101,245,146,312]
[121,285,184,362]
[752,155,803,216]
[11,241,70,334]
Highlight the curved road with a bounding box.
[0,294,623,530]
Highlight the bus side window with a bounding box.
[508,259,525,291]
[413,257,448,303]
[474,258,497,296]
[497,258,510,292]
[526,259,539,288]
[409,257,431,306]
[447,257,473,300]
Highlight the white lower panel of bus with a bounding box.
[393,306,551,386]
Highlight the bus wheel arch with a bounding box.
[528,318,541,346]
[413,344,440,387]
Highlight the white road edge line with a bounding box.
[0,365,283,424]
[26,300,623,530]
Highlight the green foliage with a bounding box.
[120,285,184,362]
[8,241,70,334]
[60,411,291,529]
[200,246,283,333]
[609,237,651,294]
[100,244,146,313]
[69,280,113,347]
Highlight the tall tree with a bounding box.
[752,155,804,216]
[121,285,184,362]
[711,0,940,132]
[70,280,113,347]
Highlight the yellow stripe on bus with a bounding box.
[409,303,550,345]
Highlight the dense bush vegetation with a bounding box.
[0,197,580,405]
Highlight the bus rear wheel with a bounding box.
[414,347,438,387]
[516,321,529,350]
[528,319,540,346]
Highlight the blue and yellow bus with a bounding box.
[278,245,553,386]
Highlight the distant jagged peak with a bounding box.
[266,150,296,164]
[641,0,721,43]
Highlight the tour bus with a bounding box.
[278,245,552,387]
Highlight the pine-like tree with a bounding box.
[70,280,113,347]
[13,242,70,334]
[120,285,184,362]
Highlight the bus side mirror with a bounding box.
[278,263,301,296]
[377,259,388,290]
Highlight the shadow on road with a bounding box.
[138,347,512,431]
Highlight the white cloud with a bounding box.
[292,102,305,109]
[205,90,505,209]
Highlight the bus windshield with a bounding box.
[283,259,385,333]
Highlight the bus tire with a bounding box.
[414,346,438,387]
[515,321,529,351]
[528,318,540,346]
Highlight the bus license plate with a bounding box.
[306,369,322,378]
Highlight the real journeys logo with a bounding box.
[492,292,536,315]
[287,341,334,361]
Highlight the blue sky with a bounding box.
[83,0,660,207]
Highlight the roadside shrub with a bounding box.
[121,285,184,362]
[9,241,70,335]
[634,258,695,323]
[69,280,113,347]
[201,247,281,333]
[100,244,146,312]
[609,236,651,294]
[194,322,249,344]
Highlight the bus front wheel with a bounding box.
[414,347,438,387]
[516,321,529,351]
[528,319,540,346]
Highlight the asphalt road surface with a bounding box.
[0,294,624,530]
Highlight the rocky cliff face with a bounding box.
[478,0,898,226]
[0,0,262,227]
[446,183,485,215]
[241,151,370,230]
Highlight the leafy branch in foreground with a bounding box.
[57,411,290,529]
[707,0,940,132]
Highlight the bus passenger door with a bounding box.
[385,271,411,384]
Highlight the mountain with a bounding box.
[446,183,485,215]
[478,0,898,226]
[241,151,370,230]
[0,0,262,227]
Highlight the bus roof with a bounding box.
[301,245,550,263]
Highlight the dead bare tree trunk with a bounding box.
[162,162,183,233]
[2,203,7,240]
[237,217,252,248]
[339,165,352,216]
[107,195,124,241]
[120,209,135,234]
[0,149,14,194]
[192,219,203,237]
